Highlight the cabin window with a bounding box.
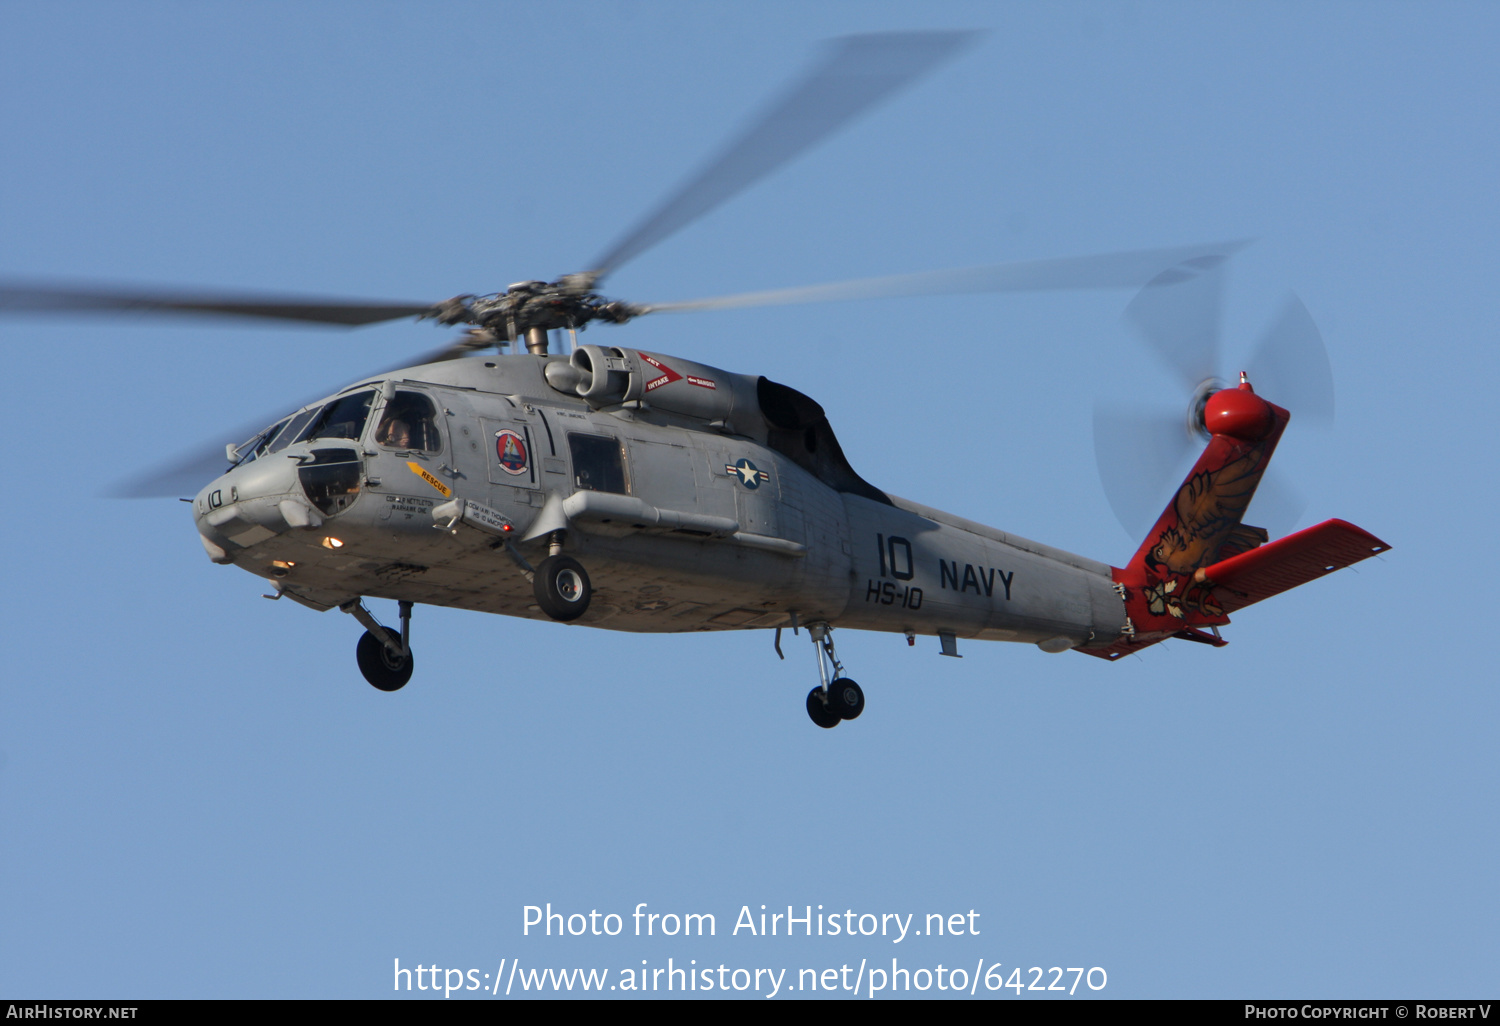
[568,433,628,494]
[374,391,442,453]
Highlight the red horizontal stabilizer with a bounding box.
[1193,518,1391,614]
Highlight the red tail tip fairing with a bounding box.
[1203,377,1274,441]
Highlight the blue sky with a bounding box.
[1,1,1494,999]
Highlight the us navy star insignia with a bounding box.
[727,458,770,489]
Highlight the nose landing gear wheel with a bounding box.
[806,687,841,729]
[357,627,414,692]
[534,554,592,621]
[828,678,864,720]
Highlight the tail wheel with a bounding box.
[534,555,592,622]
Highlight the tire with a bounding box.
[806,687,841,729]
[357,627,413,692]
[534,555,592,622]
[827,677,864,720]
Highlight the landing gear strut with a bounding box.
[804,622,864,729]
[345,599,415,691]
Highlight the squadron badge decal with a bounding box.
[494,429,529,476]
[727,458,770,489]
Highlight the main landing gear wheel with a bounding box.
[534,554,592,621]
[806,688,841,729]
[827,678,864,720]
[803,622,864,728]
[357,627,414,692]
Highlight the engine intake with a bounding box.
[544,346,737,423]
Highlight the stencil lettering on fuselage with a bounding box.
[864,532,1014,608]
[380,494,437,521]
[865,533,923,608]
[938,559,1014,600]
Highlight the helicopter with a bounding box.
[0,32,1390,728]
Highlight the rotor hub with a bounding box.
[1187,376,1228,441]
[426,279,645,340]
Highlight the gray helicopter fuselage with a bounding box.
[192,348,1127,653]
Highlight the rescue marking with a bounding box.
[407,461,452,498]
[494,429,529,476]
[727,458,770,489]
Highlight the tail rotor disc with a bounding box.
[1095,259,1335,541]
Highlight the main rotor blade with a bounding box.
[1093,401,1197,540]
[587,30,980,281]
[0,281,436,327]
[1245,294,1334,428]
[1124,256,1228,392]
[108,337,487,498]
[638,241,1250,314]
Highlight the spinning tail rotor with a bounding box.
[1093,257,1336,541]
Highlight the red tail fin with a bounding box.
[1080,381,1392,661]
[1124,384,1287,603]
[1084,380,1289,658]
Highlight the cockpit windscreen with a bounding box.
[298,390,375,445]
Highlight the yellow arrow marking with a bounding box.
[407,461,452,498]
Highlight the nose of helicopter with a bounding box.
[191,452,308,561]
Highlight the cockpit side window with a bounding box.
[253,417,291,459]
[233,416,292,466]
[374,390,442,453]
[298,390,375,444]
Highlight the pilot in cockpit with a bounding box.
[374,391,439,452]
[377,417,412,449]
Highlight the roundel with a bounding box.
[727,457,769,489]
[494,429,529,476]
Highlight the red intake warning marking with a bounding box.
[407,461,452,498]
[687,376,717,389]
[638,352,682,392]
